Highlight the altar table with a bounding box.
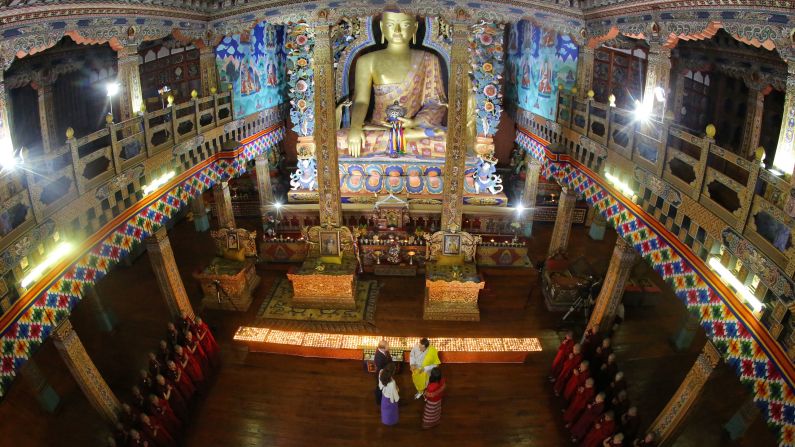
[424,263,485,321]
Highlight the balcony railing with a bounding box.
[555,91,792,267]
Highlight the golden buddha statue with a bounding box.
[338,11,448,158]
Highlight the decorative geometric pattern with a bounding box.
[0,124,285,399]
[516,127,795,446]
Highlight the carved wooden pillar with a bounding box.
[576,46,595,98]
[35,81,58,153]
[312,19,342,226]
[741,81,766,158]
[199,44,219,97]
[213,181,236,229]
[116,43,143,123]
[51,319,120,423]
[773,56,795,176]
[441,18,471,232]
[643,43,672,117]
[522,157,542,236]
[586,237,638,333]
[0,69,12,151]
[547,187,577,256]
[648,341,721,445]
[255,153,274,208]
[145,227,194,319]
[191,194,210,232]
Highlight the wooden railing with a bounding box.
[554,91,792,266]
[0,91,238,251]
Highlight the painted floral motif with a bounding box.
[286,22,315,137]
[470,22,504,137]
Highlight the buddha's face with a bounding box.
[381,12,417,45]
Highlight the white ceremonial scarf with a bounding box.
[379,379,400,403]
[410,345,426,369]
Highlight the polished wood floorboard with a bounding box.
[0,217,777,446]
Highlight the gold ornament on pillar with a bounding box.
[191,89,198,99]
[705,123,716,139]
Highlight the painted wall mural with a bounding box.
[215,22,286,119]
[506,20,578,121]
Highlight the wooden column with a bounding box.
[586,237,638,333]
[255,154,274,207]
[198,44,219,97]
[116,42,143,122]
[51,319,120,423]
[643,42,672,117]
[741,80,766,158]
[20,358,60,413]
[723,397,760,441]
[441,17,471,232]
[191,194,210,232]
[145,227,194,319]
[313,18,342,226]
[773,56,795,176]
[213,181,236,229]
[522,157,542,236]
[0,68,12,151]
[576,46,595,98]
[35,81,58,153]
[648,341,721,445]
[547,187,577,256]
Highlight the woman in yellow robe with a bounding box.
[410,338,441,398]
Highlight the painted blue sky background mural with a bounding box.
[215,22,286,119]
[506,20,578,121]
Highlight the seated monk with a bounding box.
[338,10,448,159]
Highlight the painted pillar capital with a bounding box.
[547,187,578,257]
[648,341,721,444]
[440,20,471,233]
[145,227,195,319]
[313,22,342,227]
[51,319,121,423]
[213,181,236,229]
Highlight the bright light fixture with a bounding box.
[605,172,634,197]
[142,171,176,196]
[20,242,73,288]
[106,82,120,97]
[273,201,283,210]
[515,204,525,213]
[634,99,652,122]
[0,136,19,171]
[708,257,764,312]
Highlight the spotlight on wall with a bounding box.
[0,136,21,172]
[106,82,120,97]
[633,99,652,123]
[142,171,176,196]
[708,257,764,313]
[515,203,526,214]
[604,172,634,197]
[20,242,74,288]
[273,201,283,210]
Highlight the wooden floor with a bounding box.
[0,217,777,446]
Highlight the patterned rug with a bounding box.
[255,278,379,333]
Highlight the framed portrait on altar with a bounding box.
[443,234,461,255]
[319,231,341,257]
[226,232,240,250]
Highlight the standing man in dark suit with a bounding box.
[374,339,392,405]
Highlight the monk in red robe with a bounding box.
[581,329,597,359]
[606,371,627,401]
[154,374,187,421]
[564,378,595,423]
[175,345,204,387]
[634,433,656,446]
[603,433,625,446]
[581,410,615,447]
[621,406,640,442]
[195,317,220,369]
[165,360,195,402]
[571,392,606,443]
[564,360,590,401]
[126,429,149,447]
[551,331,575,379]
[139,413,175,447]
[554,344,582,395]
[184,331,209,375]
[147,395,182,440]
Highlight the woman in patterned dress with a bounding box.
[422,367,446,429]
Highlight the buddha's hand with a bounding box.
[347,127,364,157]
[397,117,418,128]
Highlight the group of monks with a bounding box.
[551,329,656,447]
[109,314,220,447]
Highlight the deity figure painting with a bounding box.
[443,234,461,255]
[319,231,341,257]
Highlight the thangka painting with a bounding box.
[215,22,286,119]
[506,20,578,121]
